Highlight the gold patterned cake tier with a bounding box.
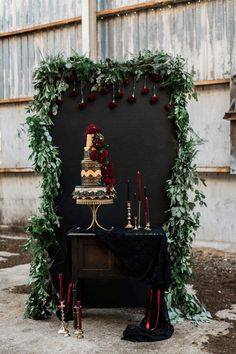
[73,186,116,201]
[81,159,101,186]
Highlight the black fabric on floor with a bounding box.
[93,227,174,342]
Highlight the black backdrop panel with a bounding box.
[51,80,177,307]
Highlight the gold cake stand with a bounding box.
[75,198,114,231]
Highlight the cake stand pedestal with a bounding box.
[75,199,113,231]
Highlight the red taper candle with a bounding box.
[58,273,63,302]
[145,196,150,224]
[77,300,82,330]
[67,282,72,313]
[137,171,141,201]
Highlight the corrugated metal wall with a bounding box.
[0,0,235,249]
[97,0,236,81]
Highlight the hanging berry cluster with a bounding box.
[64,72,172,112]
[86,124,115,190]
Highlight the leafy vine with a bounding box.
[25,50,209,321]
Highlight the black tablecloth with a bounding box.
[94,227,171,289]
[93,227,174,342]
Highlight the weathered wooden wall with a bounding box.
[0,0,235,249]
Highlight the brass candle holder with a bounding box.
[74,304,84,339]
[144,221,151,231]
[133,216,138,230]
[138,200,142,228]
[75,328,84,339]
[125,201,133,229]
[58,301,70,336]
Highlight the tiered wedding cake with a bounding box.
[73,124,116,201]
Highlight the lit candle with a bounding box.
[58,273,63,302]
[145,196,150,224]
[137,171,141,201]
[77,300,82,330]
[127,179,130,202]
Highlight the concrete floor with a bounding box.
[0,262,232,354]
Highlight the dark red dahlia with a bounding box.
[85,124,102,135]
[141,86,150,95]
[78,101,87,109]
[69,89,78,97]
[89,150,99,161]
[109,101,118,109]
[164,103,172,112]
[123,79,130,87]
[97,149,109,163]
[115,90,124,99]
[150,95,159,104]
[87,93,97,102]
[127,95,136,104]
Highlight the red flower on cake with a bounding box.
[97,149,109,163]
[141,86,150,95]
[89,150,99,161]
[85,124,102,135]
[150,95,159,104]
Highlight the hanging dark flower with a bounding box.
[56,97,63,105]
[66,73,77,82]
[69,89,78,97]
[141,86,150,95]
[78,100,87,109]
[127,95,136,104]
[109,100,118,109]
[123,79,130,87]
[115,90,124,99]
[150,95,159,104]
[88,93,97,102]
[164,103,172,112]
[100,86,109,95]
[151,74,162,83]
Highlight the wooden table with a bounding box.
[68,229,124,282]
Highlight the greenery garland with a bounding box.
[25,50,210,321]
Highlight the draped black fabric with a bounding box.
[94,227,171,289]
[93,227,174,342]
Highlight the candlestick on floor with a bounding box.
[58,301,70,336]
[144,221,151,230]
[133,216,138,230]
[75,300,84,339]
[125,201,133,229]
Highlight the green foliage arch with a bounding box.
[25,50,209,321]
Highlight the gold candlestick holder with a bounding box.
[144,221,151,231]
[75,328,84,339]
[133,216,138,230]
[58,301,70,336]
[138,200,142,228]
[125,201,133,229]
